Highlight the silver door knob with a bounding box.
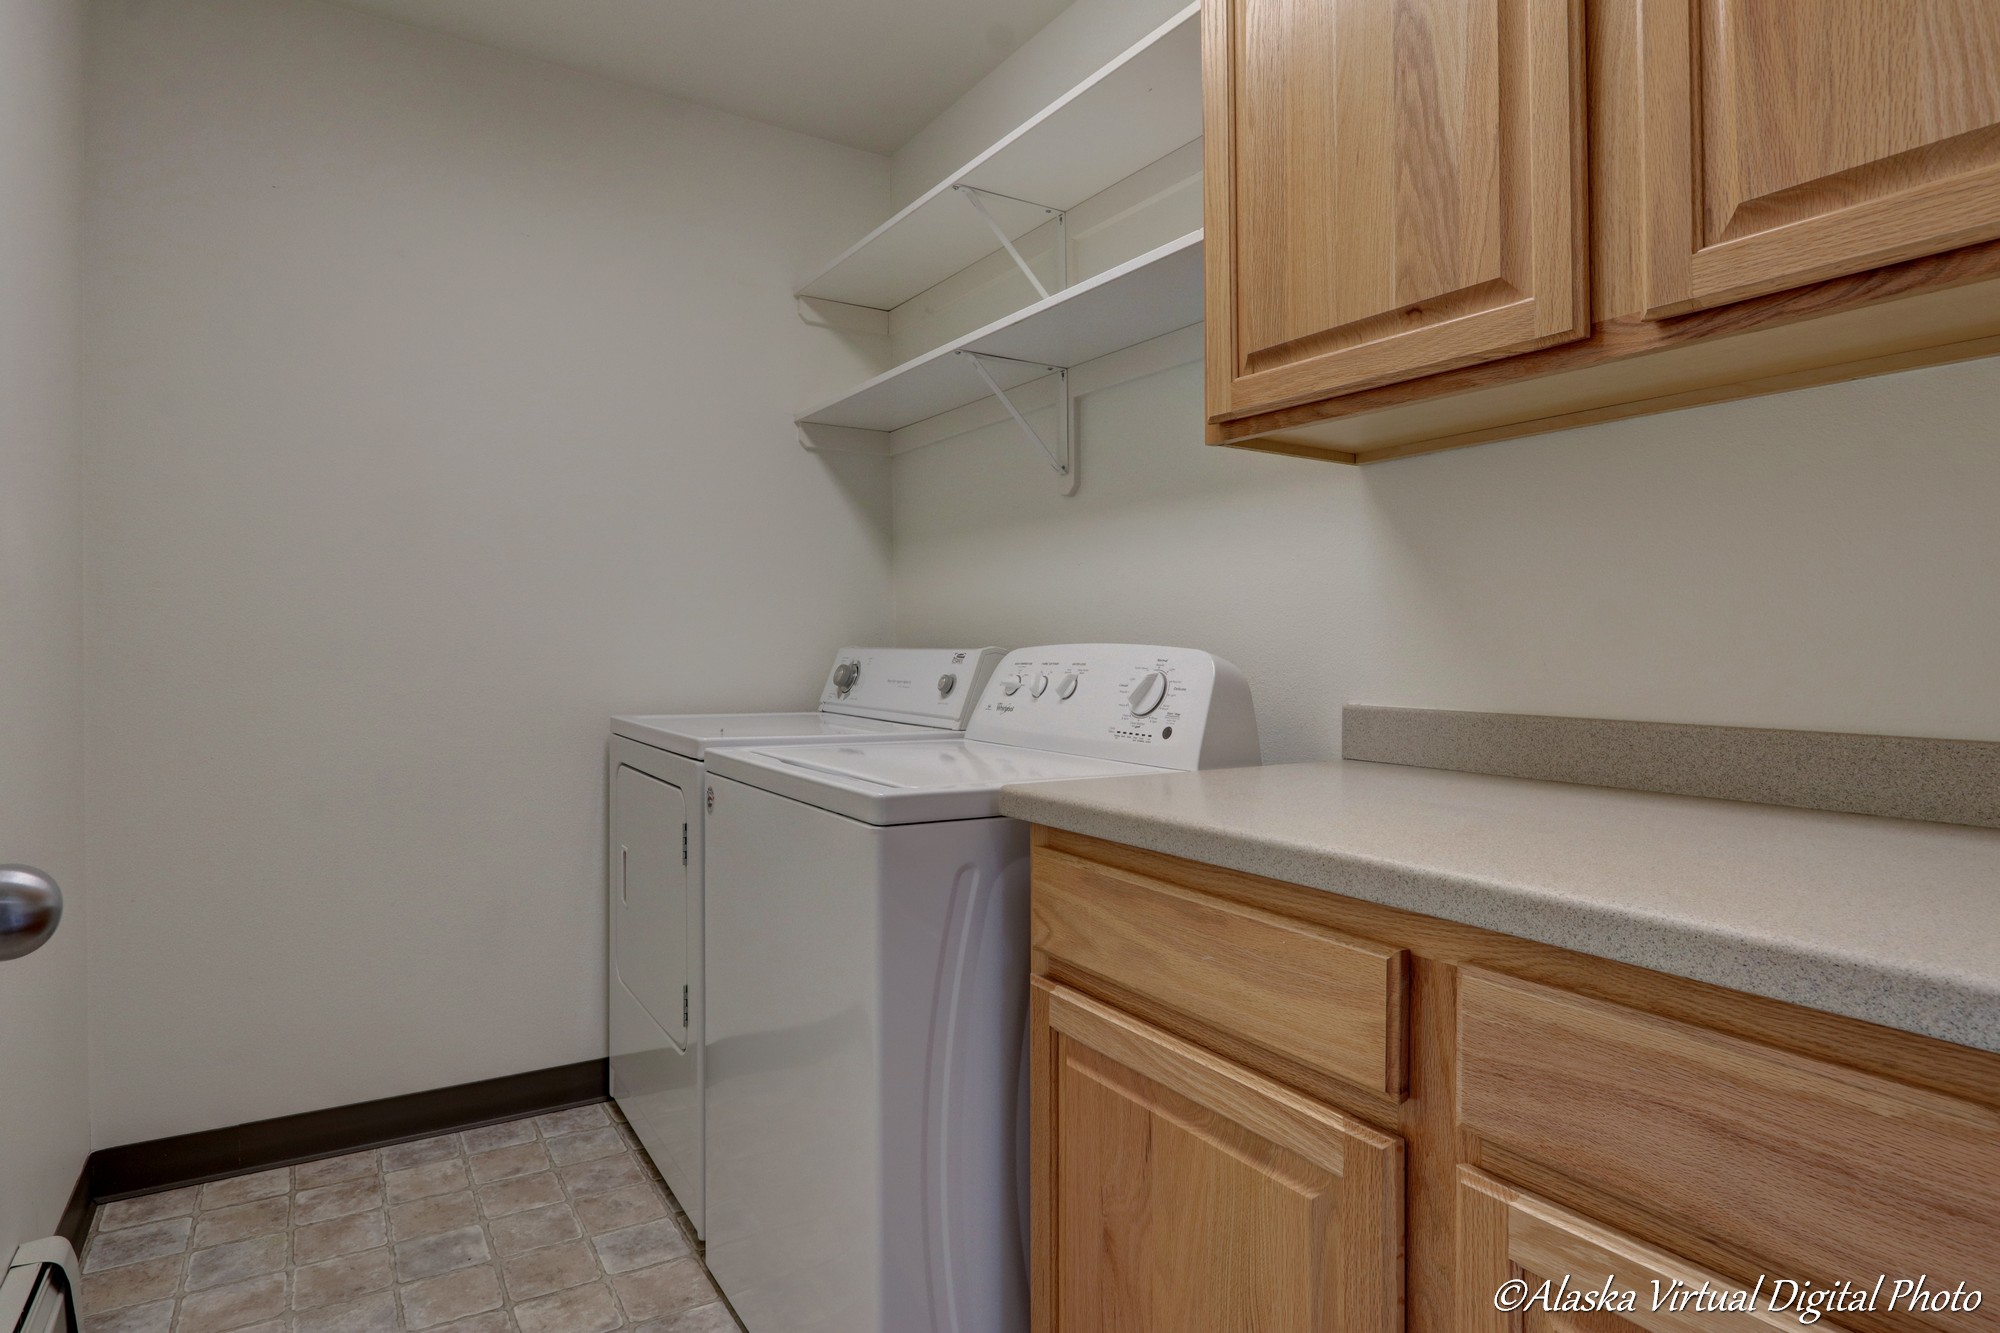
[0,865,62,961]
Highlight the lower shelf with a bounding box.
[797,231,1203,448]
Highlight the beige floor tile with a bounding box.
[573,1183,667,1235]
[380,1133,461,1173]
[97,1187,201,1233]
[85,1216,192,1273]
[544,1127,624,1166]
[291,1288,400,1333]
[512,1280,624,1333]
[197,1169,289,1212]
[386,1156,470,1203]
[192,1196,289,1249]
[87,1297,176,1333]
[458,1120,536,1156]
[476,1172,565,1218]
[466,1141,550,1185]
[558,1154,645,1199]
[393,1224,491,1283]
[534,1105,609,1138]
[500,1239,597,1301]
[80,1253,183,1314]
[398,1263,505,1329]
[292,1178,383,1225]
[611,1258,718,1324]
[487,1202,580,1258]
[185,1234,287,1292]
[632,1303,744,1333]
[292,1246,395,1310]
[592,1218,689,1274]
[430,1314,515,1333]
[174,1271,288,1332]
[292,1149,380,1192]
[291,1209,387,1265]
[388,1190,479,1242]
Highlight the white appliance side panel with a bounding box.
[705,776,886,1333]
[607,738,704,1234]
[704,775,1028,1333]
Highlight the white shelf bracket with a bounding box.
[952,184,1064,301]
[957,350,1076,496]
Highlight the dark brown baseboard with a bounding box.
[85,1058,608,1204]
[57,1163,93,1251]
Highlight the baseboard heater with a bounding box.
[0,1240,79,1333]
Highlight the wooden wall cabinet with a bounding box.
[1205,0,2000,462]
[1029,827,2000,1333]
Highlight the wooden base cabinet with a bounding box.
[1031,981,1404,1333]
[1030,827,2000,1333]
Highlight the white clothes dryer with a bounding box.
[700,645,1259,1333]
[607,647,1005,1236]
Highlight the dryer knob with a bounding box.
[833,661,860,691]
[1128,671,1168,716]
[937,673,957,697]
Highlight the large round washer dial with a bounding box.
[1127,670,1168,716]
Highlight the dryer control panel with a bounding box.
[966,645,1260,771]
[818,647,1008,729]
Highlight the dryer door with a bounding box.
[613,765,690,1050]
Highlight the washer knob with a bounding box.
[937,673,957,697]
[1057,673,1079,700]
[1000,674,1024,696]
[1030,673,1049,698]
[832,661,860,691]
[1128,671,1168,716]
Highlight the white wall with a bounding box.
[894,341,2000,755]
[81,0,894,1147]
[890,15,2000,754]
[0,0,90,1248]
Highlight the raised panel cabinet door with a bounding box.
[1203,0,1588,421]
[1456,1168,1856,1331]
[1638,0,2000,318]
[1031,979,1404,1333]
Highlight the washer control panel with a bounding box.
[966,645,1260,771]
[818,647,1008,728]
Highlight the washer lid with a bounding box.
[611,711,935,760]
[704,738,1166,826]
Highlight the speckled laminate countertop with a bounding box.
[998,760,2000,1054]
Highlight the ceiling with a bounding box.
[332,0,1075,154]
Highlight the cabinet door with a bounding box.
[1638,0,2000,318]
[1457,1168,1853,1331]
[1032,979,1403,1333]
[1203,0,1588,421]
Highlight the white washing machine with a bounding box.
[701,645,1259,1333]
[607,646,1005,1237]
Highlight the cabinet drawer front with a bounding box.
[1458,970,2000,1330]
[1033,849,1407,1096]
[1036,981,1403,1333]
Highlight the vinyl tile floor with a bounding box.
[78,1102,742,1333]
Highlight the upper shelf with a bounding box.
[795,2,1202,311]
[798,230,1203,435]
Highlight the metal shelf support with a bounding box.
[952,184,1066,300]
[957,350,1076,496]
